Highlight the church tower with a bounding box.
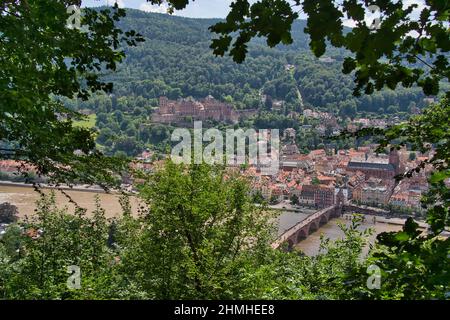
[389,148,400,174]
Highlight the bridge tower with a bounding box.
[389,148,400,175]
[335,188,346,216]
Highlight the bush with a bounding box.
[0,203,19,224]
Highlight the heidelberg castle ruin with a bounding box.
[152,96,257,125]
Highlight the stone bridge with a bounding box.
[272,203,391,251]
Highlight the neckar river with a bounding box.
[0,184,402,256]
[0,184,142,219]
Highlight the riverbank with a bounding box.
[0,180,109,193]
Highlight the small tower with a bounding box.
[159,96,170,113]
[336,188,346,206]
[389,148,400,174]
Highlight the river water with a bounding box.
[0,184,403,255]
[0,184,142,219]
[294,216,402,255]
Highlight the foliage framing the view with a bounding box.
[0,0,449,300]
[0,163,376,299]
[0,0,144,188]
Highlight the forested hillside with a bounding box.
[60,9,433,157]
[69,9,426,116]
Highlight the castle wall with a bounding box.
[152,96,239,124]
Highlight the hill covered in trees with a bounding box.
[61,9,432,157]
[70,9,425,116]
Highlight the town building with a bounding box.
[352,177,393,206]
[299,184,335,208]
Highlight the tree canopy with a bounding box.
[0,1,143,188]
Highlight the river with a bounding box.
[294,216,402,255]
[0,184,143,219]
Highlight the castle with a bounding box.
[152,96,241,124]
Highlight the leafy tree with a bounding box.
[0,193,124,299]
[114,110,124,123]
[203,0,449,96]
[265,95,273,110]
[0,203,19,224]
[0,224,22,259]
[96,127,115,146]
[269,195,280,204]
[117,161,274,299]
[149,124,170,144]
[290,194,299,205]
[114,136,140,156]
[252,190,265,204]
[366,218,449,299]
[311,177,320,185]
[0,167,377,300]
